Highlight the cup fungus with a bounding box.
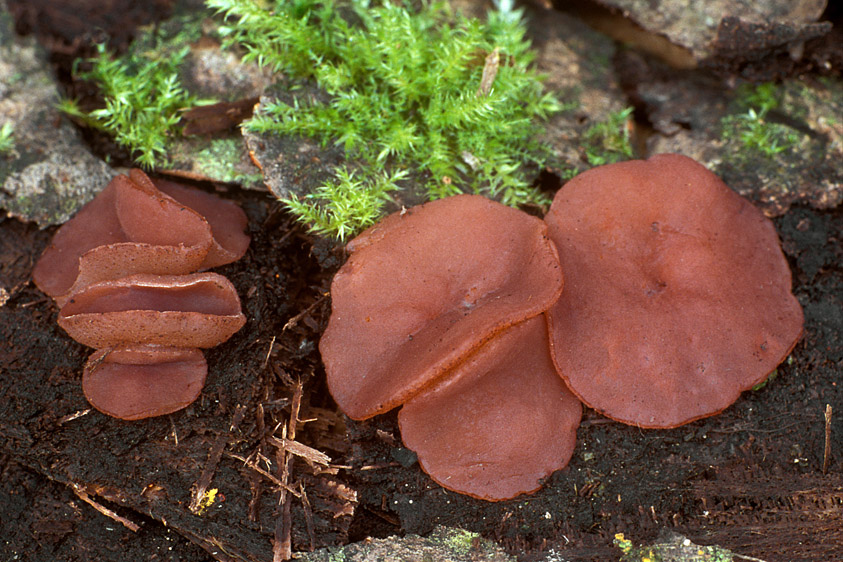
[321,194,580,500]
[544,154,804,428]
[32,170,249,420]
[58,273,246,349]
[82,346,208,421]
[398,316,581,501]
[32,169,249,307]
[321,194,564,420]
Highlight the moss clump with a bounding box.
[209,0,562,239]
[582,107,634,167]
[440,528,479,556]
[193,138,263,184]
[284,166,408,241]
[721,83,799,158]
[58,17,206,169]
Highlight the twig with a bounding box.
[58,409,91,425]
[72,484,140,532]
[273,381,303,562]
[267,435,332,467]
[225,452,300,498]
[262,335,276,370]
[283,292,329,331]
[733,554,769,562]
[823,404,832,475]
[189,404,247,513]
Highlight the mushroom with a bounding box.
[82,346,207,421]
[321,194,578,500]
[543,154,804,428]
[320,194,564,421]
[398,316,581,500]
[32,170,250,420]
[58,273,246,349]
[32,169,249,307]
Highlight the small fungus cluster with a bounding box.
[33,170,250,420]
[321,154,804,500]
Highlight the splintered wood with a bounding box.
[273,381,302,562]
[72,484,141,532]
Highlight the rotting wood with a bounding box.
[273,380,303,562]
[267,435,332,467]
[190,404,248,514]
[225,452,301,498]
[72,484,141,532]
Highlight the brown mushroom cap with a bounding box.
[152,175,251,269]
[320,194,564,420]
[58,273,246,349]
[82,346,207,420]
[32,170,249,306]
[398,316,581,500]
[544,154,804,428]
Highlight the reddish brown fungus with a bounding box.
[58,273,246,349]
[33,170,249,420]
[321,194,564,421]
[544,154,804,428]
[83,346,207,420]
[33,170,248,306]
[398,316,581,501]
[321,195,573,500]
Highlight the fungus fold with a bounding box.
[321,153,803,500]
[83,346,208,421]
[321,194,564,421]
[321,194,575,500]
[33,170,249,420]
[398,316,581,501]
[58,273,246,349]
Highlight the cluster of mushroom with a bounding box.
[320,154,804,501]
[33,170,250,420]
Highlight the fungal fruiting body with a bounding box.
[543,154,803,428]
[320,154,803,500]
[33,170,249,420]
[320,194,581,500]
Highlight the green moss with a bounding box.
[582,107,634,166]
[327,549,346,562]
[751,368,778,391]
[284,166,407,241]
[721,82,799,158]
[0,122,14,154]
[194,138,263,184]
[209,0,563,239]
[58,16,207,169]
[439,528,478,556]
[615,532,737,562]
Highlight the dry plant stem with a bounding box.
[225,452,300,497]
[267,435,331,467]
[823,404,833,475]
[283,292,330,332]
[189,404,247,513]
[263,335,277,369]
[72,484,140,532]
[273,381,303,562]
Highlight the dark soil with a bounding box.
[1,2,842,562]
